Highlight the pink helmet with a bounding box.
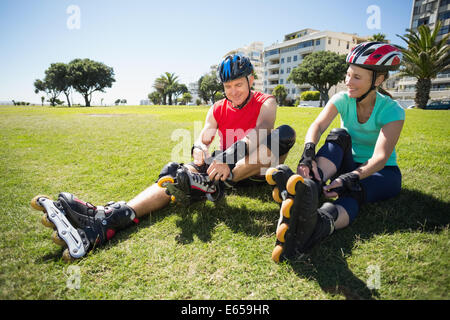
[346,42,402,71]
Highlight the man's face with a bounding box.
[223,76,254,106]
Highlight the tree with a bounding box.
[198,71,223,104]
[288,51,347,107]
[34,79,61,106]
[272,85,288,106]
[44,63,73,107]
[34,63,73,107]
[397,21,450,108]
[180,92,192,105]
[148,91,162,105]
[172,83,188,104]
[153,72,180,105]
[369,33,388,43]
[68,58,115,107]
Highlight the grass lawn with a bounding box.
[0,105,448,300]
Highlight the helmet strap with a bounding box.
[356,70,377,103]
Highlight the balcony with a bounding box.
[267,63,280,70]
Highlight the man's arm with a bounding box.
[192,106,218,166]
[243,96,277,154]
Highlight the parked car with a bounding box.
[408,101,450,110]
[424,100,450,110]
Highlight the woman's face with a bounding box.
[345,65,374,99]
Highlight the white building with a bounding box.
[390,0,450,100]
[223,42,264,92]
[262,29,368,102]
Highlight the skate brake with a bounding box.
[37,197,86,259]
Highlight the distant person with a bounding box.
[32,54,296,261]
[267,42,405,263]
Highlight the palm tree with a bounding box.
[368,33,388,43]
[397,21,450,108]
[153,72,180,105]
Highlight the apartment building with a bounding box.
[223,42,264,92]
[262,29,367,101]
[391,0,450,100]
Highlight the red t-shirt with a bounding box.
[212,91,274,150]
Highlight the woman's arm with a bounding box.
[324,119,404,197]
[298,101,339,179]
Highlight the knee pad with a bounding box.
[158,162,183,180]
[317,202,339,222]
[325,128,352,153]
[263,124,296,157]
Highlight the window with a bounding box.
[280,69,284,74]
[328,38,331,45]
[280,79,284,84]
[315,39,320,46]
[287,67,291,73]
[287,56,291,63]
[439,10,450,21]
[418,17,429,26]
[264,49,279,57]
[425,1,437,12]
[281,58,285,64]
[293,55,298,62]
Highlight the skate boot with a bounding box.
[265,164,298,204]
[164,166,226,206]
[271,179,338,263]
[31,194,139,262]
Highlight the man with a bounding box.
[32,54,296,261]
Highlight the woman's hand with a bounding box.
[297,160,321,181]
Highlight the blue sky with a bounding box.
[0,0,413,105]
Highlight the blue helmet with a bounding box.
[218,54,254,83]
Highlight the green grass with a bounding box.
[0,105,448,300]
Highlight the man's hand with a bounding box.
[207,160,231,181]
[192,147,206,166]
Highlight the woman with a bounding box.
[269,42,405,263]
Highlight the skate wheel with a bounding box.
[272,245,284,263]
[272,187,282,203]
[265,168,278,185]
[157,176,175,188]
[30,195,52,212]
[280,198,293,219]
[286,175,304,195]
[62,249,76,263]
[276,223,289,243]
[41,214,56,229]
[52,231,67,247]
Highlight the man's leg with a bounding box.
[127,184,171,218]
[232,124,295,182]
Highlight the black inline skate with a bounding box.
[31,193,139,262]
